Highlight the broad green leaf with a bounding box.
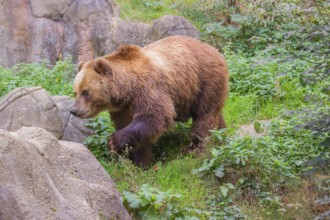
[220,186,229,198]
[214,165,225,178]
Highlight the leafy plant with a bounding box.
[224,43,316,103]
[122,182,246,219]
[0,57,74,97]
[205,181,245,220]
[84,112,115,161]
[194,117,329,190]
[123,184,199,219]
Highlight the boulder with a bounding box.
[0,87,92,143]
[0,127,131,219]
[93,15,200,57]
[92,17,152,57]
[30,0,74,20]
[150,15,200,41]
[0,0,199,67]
[0,87,63,139]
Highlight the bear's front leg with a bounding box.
[109,92,175,167]
[108,114,169,167]
[109,132,153,168]
[130,144,153,168]
[109,129,137,154]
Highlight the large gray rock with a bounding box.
[0,127,131,220]
[150,15,200,41]
[0,87,92,143]
[93,15,200,57]
[92,17,152,57]
[0,87,63,139]
[30,0,74,20]
[0,0,199,67]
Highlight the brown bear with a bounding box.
[71,35,229,167]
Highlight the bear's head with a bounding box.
[71,58,117,118]
[71,45,146,118]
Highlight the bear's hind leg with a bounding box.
[183,112,219,154]
[218,112,226,129]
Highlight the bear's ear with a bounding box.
[93,58,112,76]
[78,61,86,72]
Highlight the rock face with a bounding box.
[0,87,93,143]
[0,0,199,67]
[92,15,200,57]
[0,127,131,219]
[30,0,74,20]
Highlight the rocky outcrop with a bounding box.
[0,87,92,143]
[30,0,75,20]
[0,0,199,67]
[149,15,200,42]
[0,126,130,220]
[92,15,199,57]
[92,17,152,57]
[31,18,62,64]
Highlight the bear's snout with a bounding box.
[70,109,77,116]
[70,105,91,118]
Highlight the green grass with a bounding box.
[102,155,216,212]
[116,0,205,27]
[116,0,178,22]
[224,94,258,126]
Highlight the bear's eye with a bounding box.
[81,90,90,97]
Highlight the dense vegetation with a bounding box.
[0,0,329,219]
[0,57,74,96]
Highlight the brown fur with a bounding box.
[72,36,229,167]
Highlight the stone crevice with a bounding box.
[62,0,76,19]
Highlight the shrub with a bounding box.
[84,112,115,161]
[0,57,74,97]
[123,183,245,219]
[123,184,188,219]
[193,117,329,192]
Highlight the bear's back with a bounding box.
[144,37,200,116]
[143,36,228,120]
